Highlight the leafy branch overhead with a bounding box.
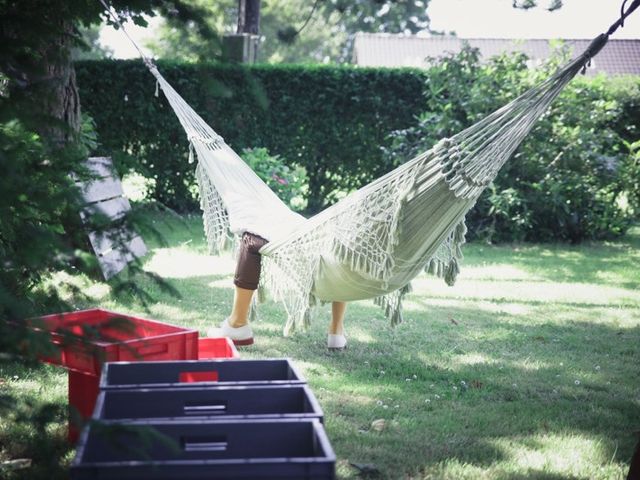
[512,0,563,11]
[148,0,436,63]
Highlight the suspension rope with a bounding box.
[607,0,640,35]
[97,0,156,69]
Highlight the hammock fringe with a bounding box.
[150,31,600,332]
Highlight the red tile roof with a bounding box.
[353,34,640,76]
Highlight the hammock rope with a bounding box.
[98,0,639,334]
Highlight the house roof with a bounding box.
[352,33,640,76]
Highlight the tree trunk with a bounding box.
[27,19,81,147]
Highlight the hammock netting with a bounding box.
[145,32,612,335]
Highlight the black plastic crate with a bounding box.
[93,384,324,423]
[100,359,305,390]
[71,418,335,479]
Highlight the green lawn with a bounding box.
[1,212,639,479]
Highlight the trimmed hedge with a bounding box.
[76,61,426,212]
[76,60,640,242]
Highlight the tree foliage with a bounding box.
[512,0,563,11]
[320,0,432,34]
[148,0,434,63]
[0,4,199,469]
[72,25,115,60]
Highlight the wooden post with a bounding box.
[223,0,260,63]
[237,0,261,34]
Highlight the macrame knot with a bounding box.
[188,141,195,164]
[435,137,452,153]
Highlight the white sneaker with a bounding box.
[327,333,347,351]
[207,318,254,346]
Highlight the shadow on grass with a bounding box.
[104,266,638,478]
[240,298,639,479]
[464,227,640,290]
[0,362,72,480]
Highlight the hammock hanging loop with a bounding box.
[607,0,640,35]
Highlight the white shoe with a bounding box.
[207,318,254,346]
[327,333,347,351]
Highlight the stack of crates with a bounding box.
[71,358,336,479]
[30,309,237,441]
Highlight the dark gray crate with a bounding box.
[93,384,324,423]
[71,418,335,479]
[99,358,305,390]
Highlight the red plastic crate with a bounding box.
[198,337,239,360]
[31,308,199,376]
[68,371,100,443]
[29,308,200,443]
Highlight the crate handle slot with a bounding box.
[183,401,227,415]
[179,371,219,383]
[182,436,228,452]
[135,343,169,356]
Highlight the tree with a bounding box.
[0,0,209,324]
[319,0,432,34]
[0,1,204,359]
[1,4,195,474]
[145,1,235,62]
[1,1,212,143]
[149,0,434,63]
[148,0,572,64]
[259,0,348,63]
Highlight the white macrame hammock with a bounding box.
[144,33,616,335]
[101,0,635,335]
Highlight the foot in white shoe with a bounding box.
[327,333,347,351]
[207,318,254,346]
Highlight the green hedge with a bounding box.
[76,59,640,242]
[76,61,426,212]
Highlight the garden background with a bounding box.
[1,0,639,478]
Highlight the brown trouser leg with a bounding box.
[234,232,269,290]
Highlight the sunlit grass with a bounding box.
[1,215,638,479]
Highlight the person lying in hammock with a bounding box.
[208,231,348,350]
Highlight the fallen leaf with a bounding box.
[371,419,386,432]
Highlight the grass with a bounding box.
[1,211,639,479]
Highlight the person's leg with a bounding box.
[328,301,347,350]
[329,301,346,335]
[209,232,267,344]
[228,286,254,328]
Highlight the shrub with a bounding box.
[386,45,640,243]
[241,147,308,212]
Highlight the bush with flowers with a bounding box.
[241,147,308,212]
